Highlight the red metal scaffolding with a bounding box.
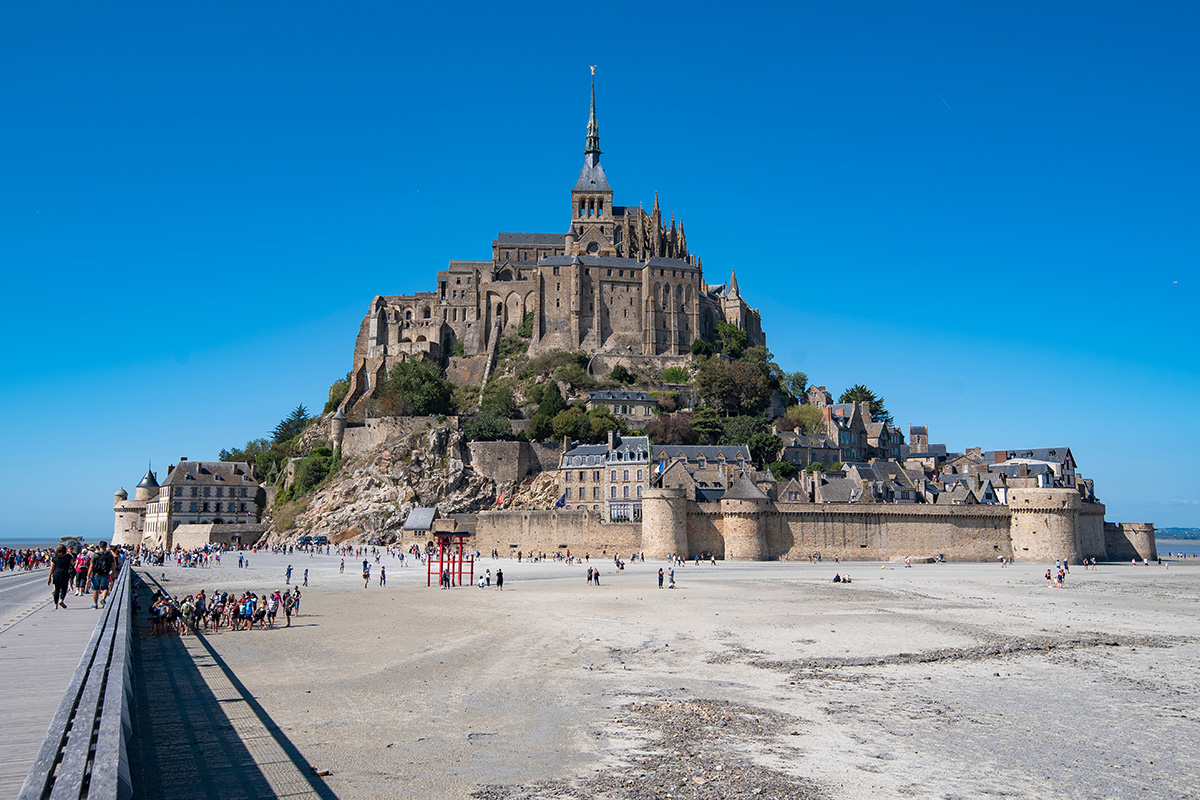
[427,532,474,588]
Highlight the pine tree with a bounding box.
[272,404,310,444]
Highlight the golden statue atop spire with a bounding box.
[589,65,596,76]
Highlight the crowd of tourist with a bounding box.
[149,586,304,635]
[2,546,53,572]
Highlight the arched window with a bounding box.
[423,306,431,319]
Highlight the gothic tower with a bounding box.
[568,76,617,257]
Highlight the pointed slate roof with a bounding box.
[723,472,769,501]
[727,266,740,296]
[137,468,159,489]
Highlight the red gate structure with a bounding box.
[427,532,474,588]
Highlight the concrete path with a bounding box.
[0,570,105,797]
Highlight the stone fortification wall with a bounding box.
[342,416,460,457]
[1008,488,1082,562]
[172,523,267,551]
[1078,504,1107,561]
[641,488,688,558]
[677,502,1011,562]
[475,510,641,557]
[1104,522,1157,562]
[466,441,561,486]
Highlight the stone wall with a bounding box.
[1104,522,1158,562]
[172,523,267,551]
[474,510,641,557]
[466,441,562,486]
[342,416,460,457]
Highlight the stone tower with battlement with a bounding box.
[1005,488,1083,562]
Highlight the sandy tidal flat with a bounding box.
[143,553,1200,799]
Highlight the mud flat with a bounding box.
[144,554,1200,799]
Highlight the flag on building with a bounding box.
[554,492,567,508]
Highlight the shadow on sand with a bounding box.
[128,575,338,800]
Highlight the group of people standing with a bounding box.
[47,540,120,610]
[151,586,303,634]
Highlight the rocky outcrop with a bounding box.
[262,420,565,545]
[263,423,496,545]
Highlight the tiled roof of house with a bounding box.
[403,507,439,531]
[590,390,656,403]
[494,232,565,246]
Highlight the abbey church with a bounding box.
[348,78,764,391]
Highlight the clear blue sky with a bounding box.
[1,1,1197,540]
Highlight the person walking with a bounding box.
[88,542,114,609]
[339,558,345,574]
[286,564,293,585]
[48,545,73,609]
[303,568,309,587]
[379,566,386,586]
[363,564,371,588]
[496,568,504,591]
[658,568,664,588]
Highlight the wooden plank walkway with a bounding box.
[0,577,105,798]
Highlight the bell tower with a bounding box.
[568,69,617,256]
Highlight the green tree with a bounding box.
[535,381,567,418]
[661,366,689,384]
[730,360,771,416]
[272,405,310,444]
[646,412,698,445]
[839,384,893,424]
[451,339,465,358]
[374,361,455,417]
[776,404,825,434]
[479,379,518,419]
[748,433,783,468]
[610,364,638,385]
[690,338,714,358]
[695,357,737,415]
[783,371,808,400]
[720,415,769,446]
[463,411,513,441]
[715,321,747,359]
[689,407,724,445]
[768,460,798,481]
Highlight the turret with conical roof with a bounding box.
[134,467,160,502]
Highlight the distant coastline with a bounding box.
[0,536,79,550]
[1158,527,1200,540]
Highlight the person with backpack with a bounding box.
[88,542,115,609]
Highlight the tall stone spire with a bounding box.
[728,266,740,296]
[584,72,601,163]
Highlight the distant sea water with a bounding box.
[0,536,81,550]
[1156,539,1200,558]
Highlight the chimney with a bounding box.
[993,450,1005,464]
[180,456,188,461]
[1019,463,1028,477]
[608,429,615,449]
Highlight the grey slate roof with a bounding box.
[162,460,256,487]
[695,488,726,503]
[574,160,611,192]
[652,444,750,463]
[403,507,439,531]
[137,469,159,489]
[723,473,769,501]
[611,435,651,457]
[779,432,837,449]
[590,390,656,403]
[817,477,858,503]
[494,232,565,246]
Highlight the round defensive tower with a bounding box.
[1008,488,1082,563]
[134,468,160,502]
[112,487,139,547]
[641,486,688,559]
[720,474,770,561]
[1125,523,1158,562]
[331,407,347,449]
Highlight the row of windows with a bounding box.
[564,468,646,482]
[565,470,603,483]
[575,487,601,500]
[610,485,642,499]
[611,404,653,416]
[175,486,250,498]
[176,501,249,513]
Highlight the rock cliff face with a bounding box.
[263,422,564,545]
[263,424,495,545]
